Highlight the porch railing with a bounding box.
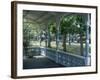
[46,48,85,67]
[24,47,87,67]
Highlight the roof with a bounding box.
[23,10,71,25]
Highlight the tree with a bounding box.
[60,15,75,51]
[23,20,41,48]
[60,14,86,56]
[74,14,86,56]
[47,22,56,48]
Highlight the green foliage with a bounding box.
[48,22,56,34]
[60,15,77,35]
[74,15,86,35]
[60,14,87,52]
[23,21,40,48]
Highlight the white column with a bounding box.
[85,14,90,65]
[55,15,61,63]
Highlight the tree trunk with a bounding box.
[80,32,84,56]
[69,34,71,46]
[48,30,51,48]
[62,34,67,51]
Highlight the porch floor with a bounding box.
[23,56,65,69]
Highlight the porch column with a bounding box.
[40,23,48,56]
[85,14,91,65]
[55,15,61,63]
[45,24,48,48]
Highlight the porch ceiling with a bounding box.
[23,10,70,25]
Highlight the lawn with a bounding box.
[30,41,91,56]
